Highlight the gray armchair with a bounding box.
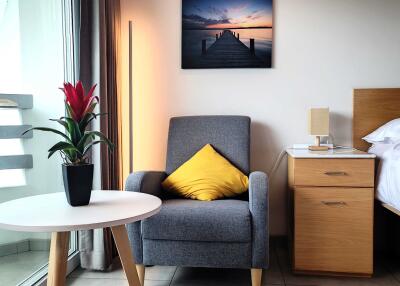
[125,116,269,286]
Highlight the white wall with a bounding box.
[120,0,400,235]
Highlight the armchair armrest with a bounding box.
[125,171,166,264]
[249,171,269,269]
[125,171,167,198]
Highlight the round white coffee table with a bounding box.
[0,190,161,286]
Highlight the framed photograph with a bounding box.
[182,0,273,69]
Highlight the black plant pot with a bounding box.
[62,164,94,206]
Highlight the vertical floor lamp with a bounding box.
[128,20,133,173]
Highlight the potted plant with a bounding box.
[24,81,113,206]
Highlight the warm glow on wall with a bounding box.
[120,8,170,176]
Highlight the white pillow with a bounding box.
[363,118,400,144]
[368,143,396,158]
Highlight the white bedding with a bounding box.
[370,143,400,210]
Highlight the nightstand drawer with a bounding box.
[294,187,373,274]
[293,158,374,187]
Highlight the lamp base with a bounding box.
[309,135,329,151]
[308,145,329,151]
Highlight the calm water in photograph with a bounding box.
[182,28,272,67]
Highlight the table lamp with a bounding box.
[308,107,329,151]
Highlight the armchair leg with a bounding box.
[251,268,262,286]
[136,264,145,286]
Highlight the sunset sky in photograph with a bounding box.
[183,0,273,29]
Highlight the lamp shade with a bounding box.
[308,108,329,136]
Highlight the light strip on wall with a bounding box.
[129,20,133,173]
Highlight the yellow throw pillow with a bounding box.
[162,144,249,201]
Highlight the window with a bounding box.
[0,1,78,285]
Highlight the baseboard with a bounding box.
[293,269,372,278]
[29,238,51,251]
[0,238,51,257]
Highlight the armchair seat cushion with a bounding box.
[142,199,251,243]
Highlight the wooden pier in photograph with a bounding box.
[196,30,265,68]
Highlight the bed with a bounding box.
[353,88,400,215]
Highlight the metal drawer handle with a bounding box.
[324,171,347,176]
[321,201,347,206]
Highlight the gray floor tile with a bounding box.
[171,279,245,286]
[393,271,400,282]
[145,265,177,281]
[171,267,250,286]
[69,266,126,279]
[262,247,285,285]
[144,280,171,286]
[380,257,400,285]
[68,268,171,286]
[70,265,176,282]
[286,277,400,286]
[67,277,129,286]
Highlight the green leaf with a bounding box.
[63,149,76,163]
[64,117,82,145]
[48,141,77,152]
[85,131,114,150]
[65,102,75,119]
[64,148,82,163]
[94,112,108,117]
[76,132,94,153]
[79,111,108,133]
[22,127,72,143]
[79,112,96,133]
[82,140,106,156]
[49,118,69,130]
[48,141,80,159]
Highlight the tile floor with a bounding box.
[0,251,49,285]
[67,240,400,286]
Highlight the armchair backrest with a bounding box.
[165,116,250,175]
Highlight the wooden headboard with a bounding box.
[353,88,400,151]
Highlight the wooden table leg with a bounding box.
[111,225,142,286]
[47,232,70,286]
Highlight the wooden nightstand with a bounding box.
[286,148,376,277]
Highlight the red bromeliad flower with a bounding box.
[23,81,113,166]
[60,81,98,122]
